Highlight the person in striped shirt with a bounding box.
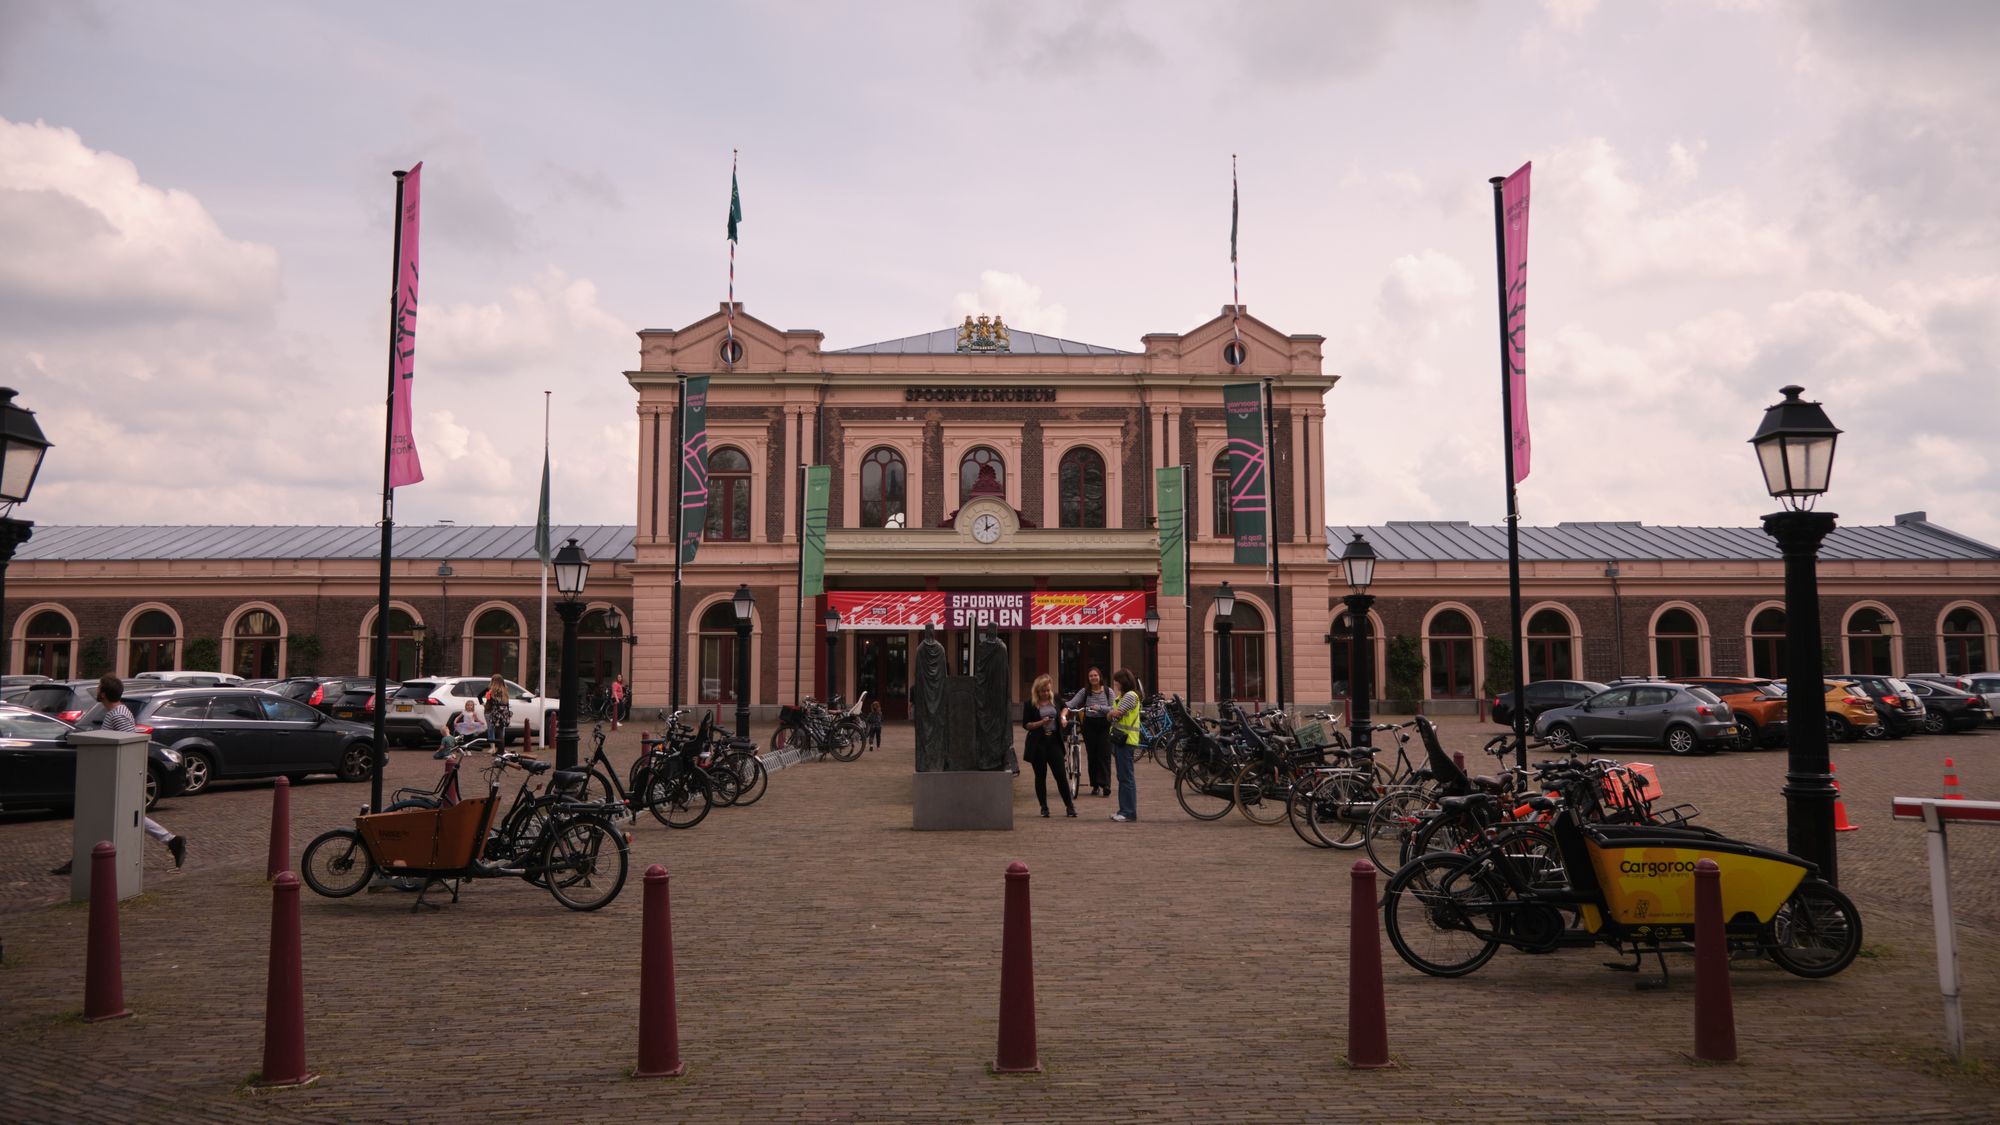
[49,675,186,875]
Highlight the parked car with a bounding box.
[256,676,375,718]
[119,688,377,795]
[1489,679,1609,729]
[1533,682,1738,755]
[0,704,188,812]
[331,680,397,725]
[1769,679,1884,743]
[130,670,246,687]
[11,678,188,725]
[386,677,560,747]
[1840,674,1926,739]
[1680,677,1790,750]
[1903,680,1994,733]
[1905,672,2000,722]
[0,674,51,689]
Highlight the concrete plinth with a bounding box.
[911,771,1014,831]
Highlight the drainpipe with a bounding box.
[1605,561,1625,677]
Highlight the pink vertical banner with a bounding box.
[389,163,425,488]
[1502,161,1530,482]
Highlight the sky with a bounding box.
[2,0,1996,546]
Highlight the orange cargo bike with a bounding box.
[300,749,630,911]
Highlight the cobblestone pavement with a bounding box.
[1,716,1996,1123]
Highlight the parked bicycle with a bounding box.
[771,693,868,762]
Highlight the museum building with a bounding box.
[5,303,1998,718]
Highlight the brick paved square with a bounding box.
[1,717,1995,1123]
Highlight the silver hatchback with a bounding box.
[1534,683,1738,755]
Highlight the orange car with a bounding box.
[1682,677,1789,750]
[1772,679,1881,743]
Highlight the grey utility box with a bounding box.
[69,730,149,902]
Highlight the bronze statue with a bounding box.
[973,627,1013,771]
[913,623,949,772]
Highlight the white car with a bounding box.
[131,670,246,687]
[384,676,561,747]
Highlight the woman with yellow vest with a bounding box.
[1108,668,1143,822]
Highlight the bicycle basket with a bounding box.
[1294,717,1334,749]
[778,704,804,726]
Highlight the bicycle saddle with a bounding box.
[518,758,551,774]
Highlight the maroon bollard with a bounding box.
[1453,751,1467,774]
[993,861,1041,1074]
[267,776,292,880]
[1692,858,1737,1062]
[83,841,132,1022]
[634,864,687,1078]
[1347,860,1392,1068]
[255,872,315,1088]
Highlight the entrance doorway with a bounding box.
[1058,632,1112,700]
[856,633,910,720]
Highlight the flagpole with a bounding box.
[1263,377,1286,712]
[1491,174,1528,771]
[368,168,408,817]
[539,390,550,700]
[794,462,805,702]
[671,373,686,712]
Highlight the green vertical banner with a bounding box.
[678,375,711,565]
[801,464,831,597]
[1155,466,1185,598]
[1223,382,1268,567]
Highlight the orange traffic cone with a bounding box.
[1943,758,1964,801]
[1831,762,1858,832]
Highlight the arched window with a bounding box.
[1525,609,1574,681]
[959,446,1005,503]
[1058,447,1106,529]
[705,446,752,542]
[577,608,625,694]
[22,610,73,679]
[1220,603,1267,702]
[1210,451,1235,538]
[471,608,523,680]
[231,609,282,679]
[366,608,421,680]
[1750,607,1787,679]
[1426,609,1477,699]
[698,601,746,705]
[1942,607,1991,675]
[1654,608,1702,679]
[1844,606,1895,675]
[859,446,907,528]
[128,610,179,675]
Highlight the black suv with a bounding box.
[123,688,377,795]
[259,676,377,718]
[1842,674,1926,738]
[1490,680,1609,728]
[10,678,188,725]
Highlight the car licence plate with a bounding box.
[1725,725,1737,734]
[395,703,413,712]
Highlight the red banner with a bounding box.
[828,591,1148,631]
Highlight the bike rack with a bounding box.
[1891,796,2000,1062]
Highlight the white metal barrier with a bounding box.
[1890,797,2000,1062]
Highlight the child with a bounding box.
[864,698,883,751]
[443,699,485,751]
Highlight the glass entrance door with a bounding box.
[1057,632,1113,700]
[857,634,910,720]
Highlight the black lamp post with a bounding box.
[1340,532,1378,748]
[552,538,591,771]
[1143,604,1161,698]
[823,607,841,704]
[732,583,754,738]
[1214,581,1236,706]
[1751,384,1842,886]
[0,388,52,675]
[436,562,454,676]
[410,622,428,677]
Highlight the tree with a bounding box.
[1482,636,1515,698]
[185,637,220,672]
[1386,635,1424,713]
[80,637,110,677]
[291,632,323,676]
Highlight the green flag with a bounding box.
[727,168,742,242]
[534,449,551,566]
[678,376,711,565]
[1155,467,1185,598]
[801,465,831,597]
[1223,382,1269,567]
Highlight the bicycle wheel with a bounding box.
[1766,879,1862,978]
[704,763,743,808]
[1381,853,1505,977]
[1287,774,1334,848]
[581,767,618,806]
[301,829,374,898]
[1174,759,1236,821]
[644,770,712,829]
[1364,788,1432,874]
[723,752,768,806]
[830,720,865,762]
[769,727,792,754]
[1308,773,1373,850]
[1233,760,1290,826]
[540,817,629,911]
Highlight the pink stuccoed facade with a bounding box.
[625,303,1336,718]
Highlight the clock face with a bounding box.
[972,514,1001,543]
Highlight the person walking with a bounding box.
[51,675,185,874]
[1109,668,1143,823]
[610,673,625,731]
[1020,674,1076,818]
[1066,667,1115,797]
[483,673,513,749]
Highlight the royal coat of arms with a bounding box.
[955,314,1011,352]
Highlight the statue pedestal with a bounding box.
[911,771,1014,831]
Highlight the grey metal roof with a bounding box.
[830,326,1135,356]
[1325,514,2000,564]
[17,525,636,563]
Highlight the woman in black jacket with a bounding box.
[1021,673,1076,818]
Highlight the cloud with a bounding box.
[970,0,1160,77]
[1540,0,1599,32]
[951,270,1069,335]
[1213,0,1469,87]
[0,115,282,328]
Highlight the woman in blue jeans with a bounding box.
[1108,668,1143,822]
